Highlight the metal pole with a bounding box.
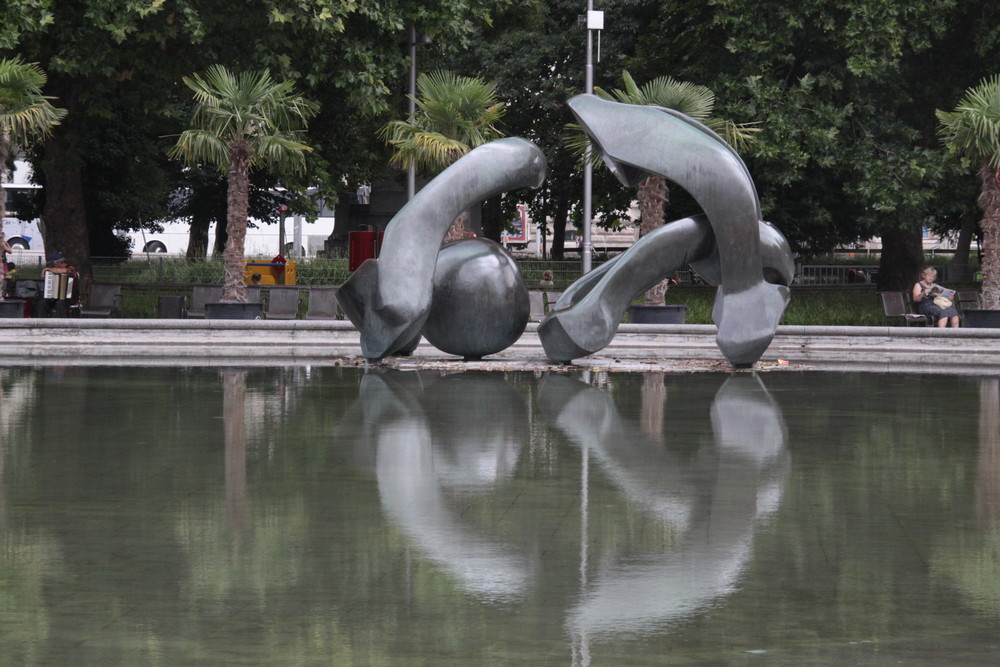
[581,1,595,275]
[407,25,417,201]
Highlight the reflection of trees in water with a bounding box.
[223,370,247,532]
[640,372,666,439]
[0,369,58,657]
[978,379,1000,529]
[931,378,1000,620]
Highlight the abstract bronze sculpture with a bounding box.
[342,96,793,367]
[423,238,530,360]
[538,216,794,364]
[337,137,546,361]
[540,95,792,367]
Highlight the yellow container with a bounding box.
[245,259,296,286]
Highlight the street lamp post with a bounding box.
[407,26,431,201]
[581,4,603,275]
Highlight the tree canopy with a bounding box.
[1,0,999,288]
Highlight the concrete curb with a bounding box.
[0,318,997,374]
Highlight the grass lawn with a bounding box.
[664,285,886,326]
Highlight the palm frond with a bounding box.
[173,64,317,171]
[938,74,1000,169]
[610,70,715,119]
[0,56,66,145]
[379,70,505,174]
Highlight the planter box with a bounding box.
[205,302,264,320]
[963,309,1000,328]
[627,304,687,324]
[0,299,29,318]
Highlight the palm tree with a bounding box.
[169,65,317,302]
[379,70,505,243]
[0,57,66,295]
[574,71,758,305]
[937,75,1000,309]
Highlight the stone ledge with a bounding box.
[0,319,997,373]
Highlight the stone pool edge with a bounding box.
[0,319,998,375]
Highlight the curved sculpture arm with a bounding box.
[568,95,788,365]
[539,217,793,363]
[338,137,546,361]
[539,216,715,361]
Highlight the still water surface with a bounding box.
[1,367,999,664]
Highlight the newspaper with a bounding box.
[929,284,956,299]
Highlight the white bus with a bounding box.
[3,160,44,255]
[3,159,337,259]
[126,209,336,258]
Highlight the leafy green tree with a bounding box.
[169,66,317,303]
[430,0,628,259]
[626,0,1000,289]
[0,0,503,278]
[0,56,65,246]
[379,70,505,242]
[937,75,1000,309]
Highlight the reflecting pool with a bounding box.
[1,367,999,664]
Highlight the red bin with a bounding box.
[348,230,385,272]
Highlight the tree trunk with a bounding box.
[978,161,1000,309]
[876,225,923,292]
[186,214,211,259]
[43,142,92,293]
[948,214,977,283]
[481,195,503,243]
[551,192,568,261]
[639,174,670,306]
[39,82,91,290]
[222,143,251,303]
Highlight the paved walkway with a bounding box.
[1,319,998,374]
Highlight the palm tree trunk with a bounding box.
[639,175,670,306]
[222,142,251,303]
[978,161,1000,309]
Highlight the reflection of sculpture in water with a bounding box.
[356,368,789,645]
[538,372,789,642]
[358,371,534,602]
[540,95,795,367]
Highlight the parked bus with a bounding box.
[2,160,336,259]
[2,160,44,254]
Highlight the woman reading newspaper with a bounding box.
[911,266,960,328]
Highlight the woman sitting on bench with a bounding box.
[912,266,959,328]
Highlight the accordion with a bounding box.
[43,271,74,300]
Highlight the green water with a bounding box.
[0,367,998,665]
